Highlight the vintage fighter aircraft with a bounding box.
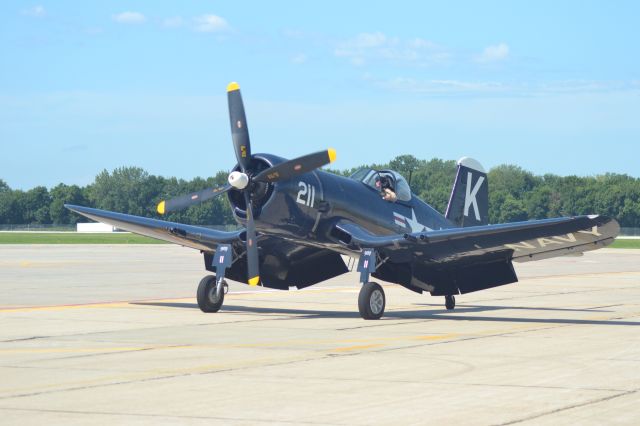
[66,82,619,319]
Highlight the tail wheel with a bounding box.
[197,275,225,313]
[445,294,455,310]
[358,282,385,320]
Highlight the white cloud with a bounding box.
[367,75,637,98]
[193,15,229,32]
[335,32,448,67]
[22,5,45,17]
[409,38,436,49]
[351,57,366,66]
[163,16,184,28]
[113,11,146,24]
[476,43,509,63]
[351,32,388,48]
[291,53,307,64]
[334,32,388,62]
[374,76,507,95]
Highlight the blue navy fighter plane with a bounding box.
[66,82,619,319]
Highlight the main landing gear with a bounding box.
[357,248,386,320]
[197,275,228,312]
[358,282,386,320]
[198,243,233,313]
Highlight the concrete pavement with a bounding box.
[1,245,639,425]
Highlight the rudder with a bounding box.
[445,157,488,227]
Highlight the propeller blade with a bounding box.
[243,192,260,286]
[227,82,252,172]
[157,185,231,215]
[253,149,337,184]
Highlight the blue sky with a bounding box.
[1,1,639,189]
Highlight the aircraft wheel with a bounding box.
[197,275,225,313]
[445,295,455,310]
[358,282,385,320]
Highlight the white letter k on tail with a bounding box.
[464,172,484,221]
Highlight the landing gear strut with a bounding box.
[445,294,456,310]
[356,248,386,319]
[198,243,232,313]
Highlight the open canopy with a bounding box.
[350,168,412,201]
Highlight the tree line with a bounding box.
[1,155,639,227]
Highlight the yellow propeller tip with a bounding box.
[328,148,337,163]
[157,201,166,215]
[227,82,240,92]
[248,276,260,286]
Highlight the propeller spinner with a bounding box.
[156,82,337,286]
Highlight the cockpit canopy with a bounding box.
[350,168,412,202]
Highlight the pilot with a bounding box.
[376,175,397,202]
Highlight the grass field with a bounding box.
[0,232,166,244]
[609,239,640,249]
[1,232,638,247]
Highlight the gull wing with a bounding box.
[65,204,242,252]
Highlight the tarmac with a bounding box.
[1,245,639,425]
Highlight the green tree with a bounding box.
[20,186,51,224]
[0,184,21,224]
[489,164,539,198]
[50,184,86,224]
[87,167,164,217]
[4,156,640,227]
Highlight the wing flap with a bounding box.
[65,204,242,252]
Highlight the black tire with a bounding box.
[197,275,225,313]
[358,282,385,320]
[445,294,455,310]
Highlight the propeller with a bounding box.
[228,82,252,172]
[243,191,260,285]
[157,185,231,215]
[253,149,336,184]
[156,82,337,286]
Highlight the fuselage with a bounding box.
[229,154,454,253]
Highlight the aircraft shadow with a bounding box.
[132,302,639,326]
[415,303,614,313]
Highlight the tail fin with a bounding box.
[445,157,489,227]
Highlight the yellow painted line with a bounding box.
[411,333,457,341]
[0,287,357,313]
[0,301,131,313]
[1,354,309,386]
[331,344,385,352]
[234,333,460,349]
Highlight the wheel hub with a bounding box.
[208,286,220,304]
[370,289,384,314]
